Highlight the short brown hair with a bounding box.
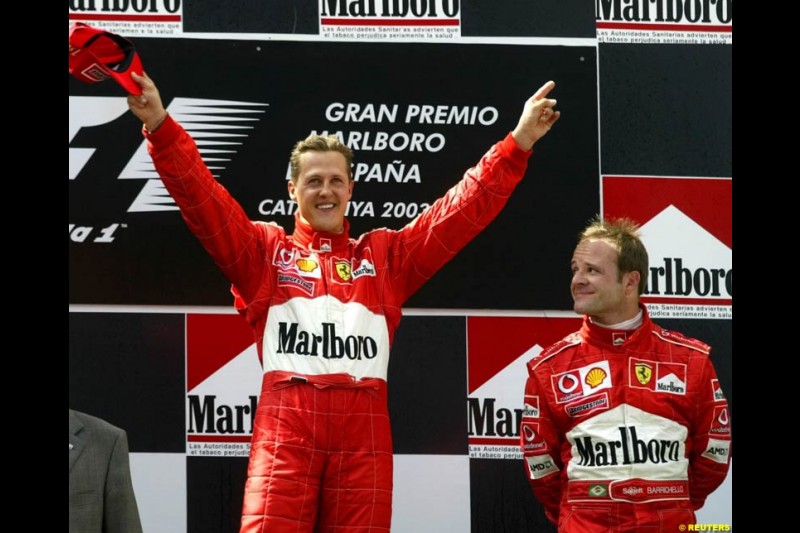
[289,134,353,182]
[579,216,649,295]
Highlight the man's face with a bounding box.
[570,238,638,324]
[288,150,353,234]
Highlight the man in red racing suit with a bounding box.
[128,72,561,532]
[521,218,731,532]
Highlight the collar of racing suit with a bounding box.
[291,212,352,253]
[580,303,652,349]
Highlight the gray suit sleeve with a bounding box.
[104,429,144,533]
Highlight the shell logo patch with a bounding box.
[552,360,612,403]
[296,258,318,273]
[585,367,607,388]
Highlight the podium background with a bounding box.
[69,2,732,531]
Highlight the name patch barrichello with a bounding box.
[611,480,689,503]
[629,358,687,395]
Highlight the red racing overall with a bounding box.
[521,306,731,532]
[145,116,533,532]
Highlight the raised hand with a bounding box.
[127,71,169,133]
[511,80,561,151]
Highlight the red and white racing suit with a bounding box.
[521,306,731,532]
[145,116,533,532]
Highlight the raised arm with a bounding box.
[384,80,562,304]
[125,71,270,305]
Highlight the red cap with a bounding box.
[69,23,143,95]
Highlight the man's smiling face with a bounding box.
[288,150,354,234]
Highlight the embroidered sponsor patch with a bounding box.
[273,245,322,279]
[552,361,612,403]
[588,484,608,497]
[701,438,730,464]
[334,260,352,281]
[352,258,376,279]
[520,421,547,453]
[712,378,726,402]
[523,395,540,418]
[525,454,559,479]
[709,406,731,436]
[629,358,687,395]
[295,257,319,273]
[330,248,377,284]
[565,392,609,418]
[276,273,315,296]
[274,246,297,269]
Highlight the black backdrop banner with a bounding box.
[69,39,599,309]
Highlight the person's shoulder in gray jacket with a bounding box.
[69,409,144,533]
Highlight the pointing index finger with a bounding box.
[531,80,556,101]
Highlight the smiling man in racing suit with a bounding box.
[127,71,561,533]
[521,218,731,532]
